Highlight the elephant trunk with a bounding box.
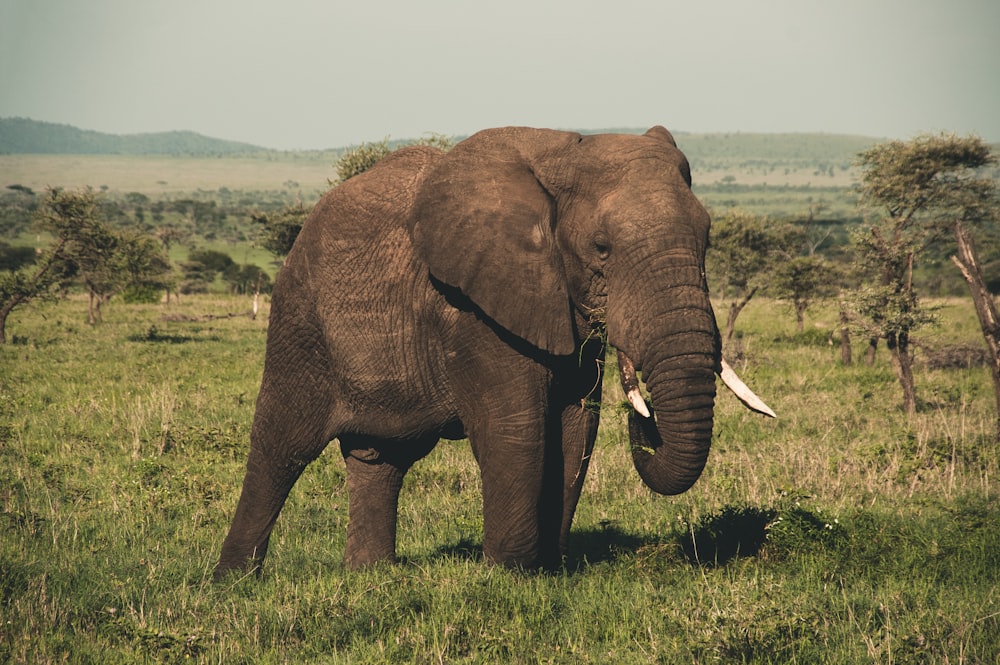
[616,291,719,496]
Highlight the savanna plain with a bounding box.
[2,139,999,663]
[2,294,998,663]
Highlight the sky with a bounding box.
[2,0,999,150]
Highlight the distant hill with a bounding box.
[0,118,267,155]
[677,132,878,165]
[1,117,882,165]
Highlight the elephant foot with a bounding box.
[213,549,265,582]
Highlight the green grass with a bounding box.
[2,294,998,663]
[694,183,859,220]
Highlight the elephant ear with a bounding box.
[410,129,576,356]
[644,125,678,146]
[644,125,692,186]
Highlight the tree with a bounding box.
[253,202,309,259]
[34,188,174,321]
[35,188,121,324]
[0,239,68,343]
[223,263,272,296]
[851,223,936,414]
[795,203,835,257]
[117,230,173,303]
[3,187,153,338]
[180,249,234,294]
[952,222,1000,441]
[771,256,839,332]
[855,133,999,424]
[707,210,791,343]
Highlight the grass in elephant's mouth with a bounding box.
[2,295,998,663]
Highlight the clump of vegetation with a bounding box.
[332,137,394,184]
[332,133,454,184]
[180,248,270,296]
[924,343,991,370]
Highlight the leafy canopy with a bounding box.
[857,132,997,232]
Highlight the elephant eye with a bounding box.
[592,232,611,260]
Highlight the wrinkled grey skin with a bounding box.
[214,126,720,578]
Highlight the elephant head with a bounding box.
[411,126,773,496]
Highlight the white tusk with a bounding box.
[616,349,651,418]
[718,358,777,418]
[626,387,652,418]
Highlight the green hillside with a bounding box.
[0,117,266,155]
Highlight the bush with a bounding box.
[333,134,455,184]
[923,343,990,369]
[187,249,234,273]
[333,139,392,184]
[0,242,36,271]
[120,283,162,304]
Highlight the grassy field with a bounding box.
[2,293,998,663]
[0,153,338,197]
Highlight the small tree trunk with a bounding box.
[865,336,879,366]
[87,291,106,324]
[88,290,97,325]
[0,296,19,344]
[886,331,917,415]
[795,299,807,333]
[725,286,758,343]
[838,297,852,365]
[951,221,1000,442]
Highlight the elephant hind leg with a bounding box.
[214,355,337,580]
[340,435,437,569]
[214,447,311,580]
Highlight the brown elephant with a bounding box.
[214,126,773,579]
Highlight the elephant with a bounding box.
[214,125,774,579]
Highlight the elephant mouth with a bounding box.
[616,349,775,419]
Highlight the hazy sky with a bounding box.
[2,0,998,149]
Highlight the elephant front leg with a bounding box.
[473,396,599,570]
[554,394,600,561]
[474,428,546,568]
[537,358,603,568]
[340,436,436,569]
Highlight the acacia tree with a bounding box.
[3,188,110,337]
[771,255,839,333]
[855,133,1000,425]
[0,239,68,343]
[707,210,792,343]
[852,224,936,413]
[34,188,113,323]
[36,188,171,323]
